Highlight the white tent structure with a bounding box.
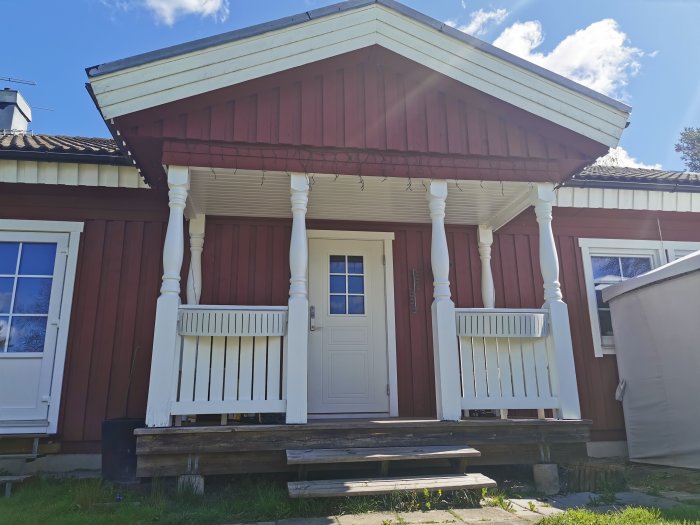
[604,251,700,468]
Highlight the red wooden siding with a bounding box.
[0,184,168,452]
[115,46,606,186]
[199,210,700,442]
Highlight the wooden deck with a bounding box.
[134,418,592,478]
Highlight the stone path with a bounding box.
[227,490,688,525]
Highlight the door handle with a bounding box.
[310,305,317,331]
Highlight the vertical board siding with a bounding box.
[0,184,167,452]
[122,47,600,169]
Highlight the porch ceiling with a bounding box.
[188,168,536,227]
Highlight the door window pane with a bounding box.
[330,275,346,294]
[0,316,8,351]
[7,317,47,353]
[347,256,364,274]
[330,255,346,273]
[0,240,58,353]
[0,243,19,274]
[330,295,346,315]
[19,243,56,275]
[0,278,13,313]
[348,296,365,315]
[328,255,366,315]
[14,278,52,314]
[348,276,364,294]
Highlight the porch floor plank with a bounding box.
[286,445,481,465]
[288,473,497,498]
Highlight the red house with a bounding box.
[2,0,698,491]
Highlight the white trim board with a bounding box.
[0,159,149,189]
[89,4,628,147]
[555,186,700,213]
[578,238,700,358]
[307,229,399,417]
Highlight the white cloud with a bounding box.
[445,8,509,37]
[493,19,644,97]
[144,0,229,24]
[461,0,467,9]
[100,0,229,25]
[595,147,662,170]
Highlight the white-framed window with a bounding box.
[0,220,82,434]
[579,238,700,357]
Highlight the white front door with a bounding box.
[0,231,69,431]
[308,238,389,415]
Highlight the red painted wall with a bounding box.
[0,184,168,453]
[116,46,606,186]
[5,181,699,450]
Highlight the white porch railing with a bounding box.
[455,308,560,414]
[171,305,288,418]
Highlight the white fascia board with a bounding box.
[89,4,628,147]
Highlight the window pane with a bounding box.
[330,295,346,314]
[598,309,614,337]
[330,275,346,293]
[0,316,8,351]
[7,317,47,353]
[592,256,621,280]
[0,243,19,274]
[0,278,13,313]
[347,256,364,274]
[19,243,57,275]
[621,257,652,278]
[348,296,365,315]
[330,255,345,273]
[13,278,52,314]
[348,275,364,294]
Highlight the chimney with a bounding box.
[0,88,32,132]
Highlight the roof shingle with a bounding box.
[0,133,128,165]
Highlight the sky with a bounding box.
[3,0,699,170]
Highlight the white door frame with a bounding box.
[307,230,398,417]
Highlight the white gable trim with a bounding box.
[0,159,149,189]
[89,4,628,147]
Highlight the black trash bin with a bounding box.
[102,418,144,482]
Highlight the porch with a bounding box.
[135,418,591,478]
[145,166,581,429]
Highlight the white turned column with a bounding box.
[285,174,309,424]
[534,183,581,419]
[186,215,206,305]
[477,225,495,309]
[427,180,462,421]
[146,165,190,427]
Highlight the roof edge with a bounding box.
[86,0,631,115]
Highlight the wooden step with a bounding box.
[288,473,496,498]
[286,445,481,465]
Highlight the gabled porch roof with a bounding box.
[87,0,629,149]
[87,1,631,190]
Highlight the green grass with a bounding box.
[539,505,700,525]
[0,476,481,525]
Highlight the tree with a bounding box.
[675,127,700,172]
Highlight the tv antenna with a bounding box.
[0,76,37,86]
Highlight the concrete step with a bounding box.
[288,473,497,498]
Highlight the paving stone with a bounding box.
[335,512,398,525]
[278,518,339,525]
[546,492,596,509]
[396,509,461,523]
[616,490,680,509]
[509,498,563,517]
[660,490,700,502]
[451,506,530,523]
